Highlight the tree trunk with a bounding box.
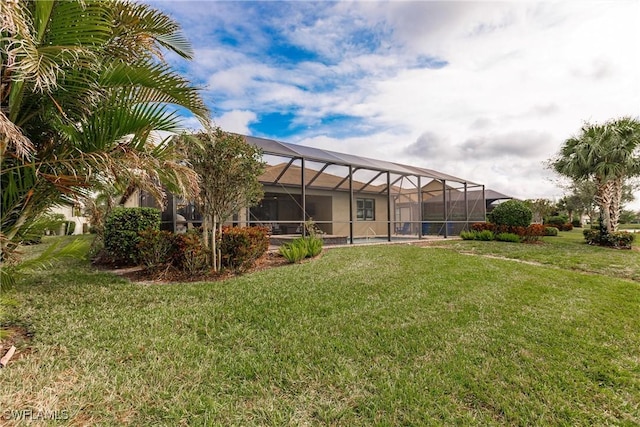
[211,214,217,272]
[201,214,210,267]
[217,222,222,272]
[595,179,615,233]
[609,178,623,232]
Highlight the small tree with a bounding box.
[524,199,555,224]
[619,210,639,225]
[182,127,265,271]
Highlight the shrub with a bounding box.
[460,230,478,240]
[174,230,208,274]
[571,219,582,228]
[607,232,634,249]
[489,200,532,227]
[219,226,269,272]
[545,227,559,236]
[495,232,521,243]
[279,235,324,263]
[302,235,323,257]
[583,229,634,249]
[104,207,160,265]
[561,223,574,231]
[477,230,495,241]
[471,222,494,232]
[583,229,599,245]
[279,239,308,263]
[137,229,175,270]
[545,215,568,228]
[493,225,525,236]
[523,224,546,243]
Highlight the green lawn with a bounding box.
[1,232,639,425]
[620,223,640,230]
[437,228,640,282]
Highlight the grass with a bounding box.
[441,228,640,281]
[620,223,640,230]
[1,232,639,425]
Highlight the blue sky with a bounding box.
[151,0,640,208]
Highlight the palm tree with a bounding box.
[1,0,208,262]
[551,117,640,232]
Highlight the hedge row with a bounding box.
[470,222,546,243]
[103,208,270,271]
[583,229,634,249]
[544,216,574,231]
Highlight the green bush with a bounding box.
[571,219,582,228]
[302,235,323,257]
[279,239,308,263]
[583,229,599,245]
[496,233,521,243]
[607,232,634,249]
[488,200,532,227]
[278,235,323,263]
[584,229,634,249]
[460,230,478,240]
[219,226,269,272]
[545,215,568,228]
[477,230,495,241]
[545,227,559,236]
[137,229,175,270]
[104,207,160,265]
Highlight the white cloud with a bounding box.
[152,0,640,209]
[213,110,257,135]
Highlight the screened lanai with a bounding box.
[243,135,486,244]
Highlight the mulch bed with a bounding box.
[96,251,292,284]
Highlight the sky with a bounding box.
[150,0,640,210]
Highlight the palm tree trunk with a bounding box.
[609,178,623,232]
[595,179,615,233]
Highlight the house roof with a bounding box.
[245,135,482,186]
[260,163,397,193]
[484,189,514,202]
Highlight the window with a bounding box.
[356,198,375,221]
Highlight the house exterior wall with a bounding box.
[49,204,90,235]
[124,190,140,208]
[258,185,392,237]
[329,191,390,237]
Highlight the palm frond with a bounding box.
[1,0,208,262]
[0,111,34,159]
[107,0,194,61]
[101,61,209,123]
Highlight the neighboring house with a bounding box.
[134,135,488,244]
[484,189,515,213]
[48,202,90,235]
